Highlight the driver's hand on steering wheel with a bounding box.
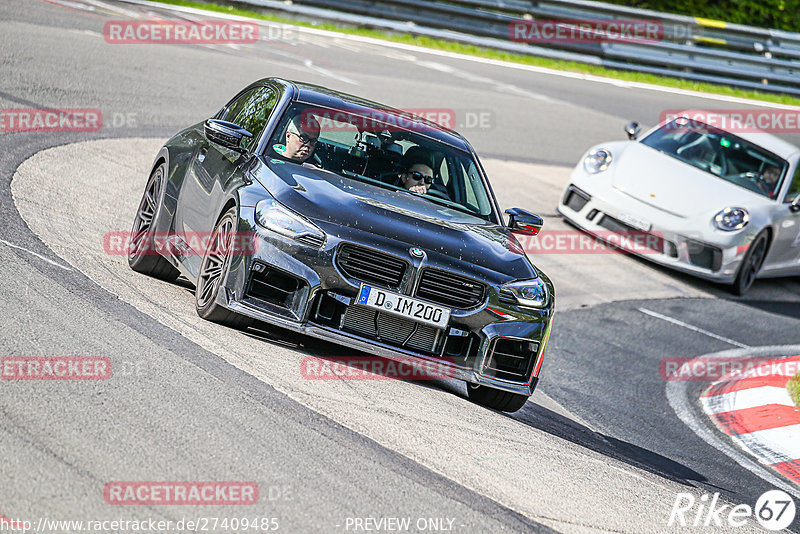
[407,183,429,194]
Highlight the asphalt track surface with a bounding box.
[2,1,800,532]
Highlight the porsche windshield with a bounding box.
[266,103,495,220]
[641,119,789,199]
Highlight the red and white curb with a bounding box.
[701,355,800,485]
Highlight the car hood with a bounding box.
[253,160,536,280]
[609,142,766,218]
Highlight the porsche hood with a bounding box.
[608,142,769,218]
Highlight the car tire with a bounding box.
[467,383,529,413]
[732,230,769,296]
[128,163,181,282]
[195,207,253,329]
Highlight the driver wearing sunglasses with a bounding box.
[397,148,434,194]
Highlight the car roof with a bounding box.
[664,111,800,160]
[254,77,473,152]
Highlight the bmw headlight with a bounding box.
[583,148,613,174]
[714,207,749,232]
[255,198,326,243]
[501,279,550,308]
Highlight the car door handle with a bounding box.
[198,147,208,163]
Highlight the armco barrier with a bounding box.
[162,0,800,96]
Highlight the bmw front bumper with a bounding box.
[210,207,554,396]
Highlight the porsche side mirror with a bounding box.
[624,121,641,141]
[790,193,800,213]
[204,119,253,153]
[505,208,543,236]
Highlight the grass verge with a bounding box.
[148,0,800,107]
[789,373,800,408]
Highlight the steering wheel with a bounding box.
[425,187,451,200]
[731,171,770,193]
[731,171,761,185]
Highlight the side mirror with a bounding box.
[624,121,641,141]
[204,119,253,153]
[790,194,800,213]
[505,208,543,236]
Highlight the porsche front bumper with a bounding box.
[557,181,756,284]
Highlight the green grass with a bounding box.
[789,374,800,408]
[150,0,800,107]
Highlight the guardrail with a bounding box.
[224,0,800,97]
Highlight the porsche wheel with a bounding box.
[732,230,769,296]
[195,207,253,329]
[467,383,529,413]
[128,163,180,282]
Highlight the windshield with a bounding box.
[641,119,789,199]
[265,103,496,221]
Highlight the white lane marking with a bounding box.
[734,425,800,462]
[45,0,97,11]
[302,59,360,86]
[416,60,554,103]
[114,0,800,110]
[82,0,142,17]
[702,386,796,414]
[638,308,751,349]
[81,0,360,86]
[0,239,73,271]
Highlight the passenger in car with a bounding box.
[396,147,434,194]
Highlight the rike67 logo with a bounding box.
[669,490,796,530]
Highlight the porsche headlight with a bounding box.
[714,207,749,232]
[255,198,325,243]
[583,148,613,174]
[501,279,550,308]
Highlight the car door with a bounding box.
[764,161,800,274]
[178,85,279,274]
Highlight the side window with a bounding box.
[438,157,450,186]
[785,165,800,203]
[463,161,479,208]
[220,87,278,152]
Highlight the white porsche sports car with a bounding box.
[557,115,800,294]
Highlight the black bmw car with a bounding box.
[129,78,554,412]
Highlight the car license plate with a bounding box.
[618,212,652,232]
[356,284,450,329]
